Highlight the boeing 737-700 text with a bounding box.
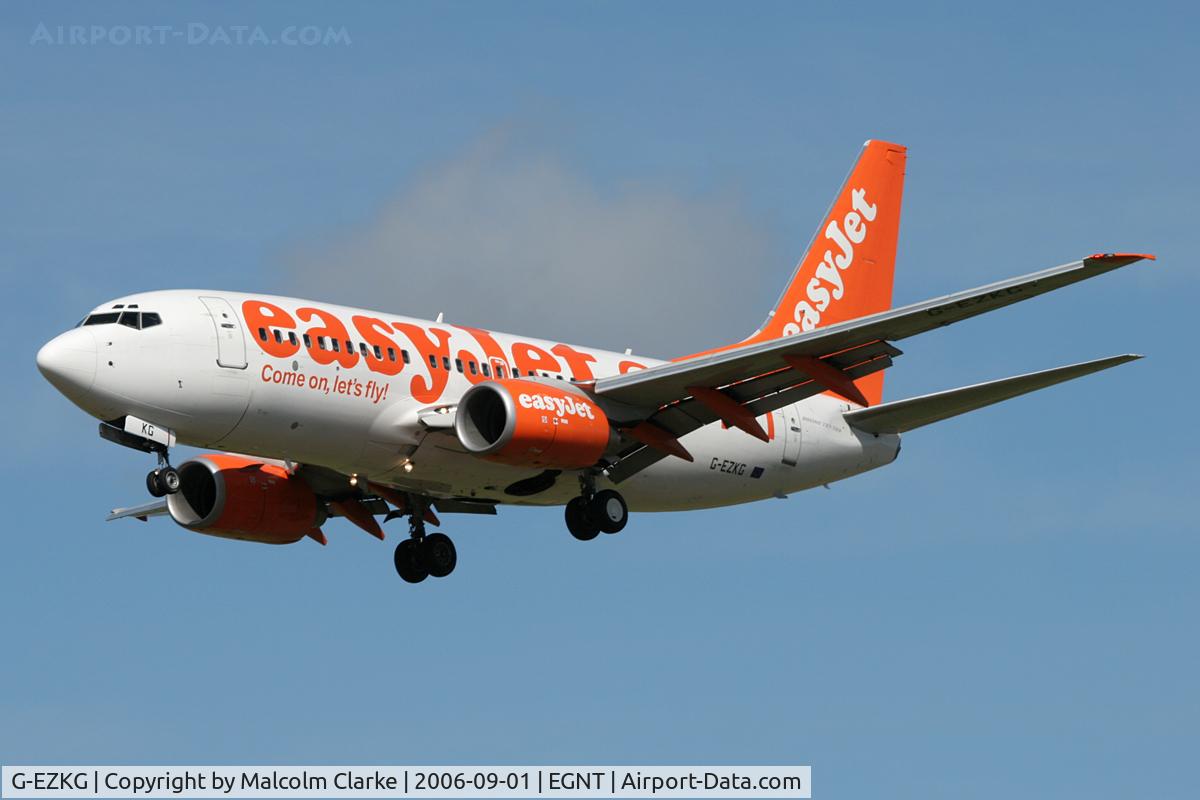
[36,140,1153,583]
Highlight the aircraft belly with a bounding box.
[619,396,899,512]
[618,422,787,511]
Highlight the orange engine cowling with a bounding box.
[454,379,612,469]
[165,454,324,544]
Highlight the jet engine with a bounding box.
[165,454,325,544]
[454,379,612,469]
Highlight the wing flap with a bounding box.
[842,354,1142,434]
[605,350,895,483]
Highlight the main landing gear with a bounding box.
[392,501,457,584]
[565,475,628,541]
[145,452,179,498]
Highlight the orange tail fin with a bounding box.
[751,139,906,404]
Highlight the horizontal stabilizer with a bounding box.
[842,354,1141,434]
[107,500,169,522]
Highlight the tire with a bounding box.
[589,489,628,534]
[565,497,600,541]
[159,467,181,495]
[422,532,457,578]
[146,469,165,498]
[393,539,428,583]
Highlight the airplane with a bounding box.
[35,140,1153,583]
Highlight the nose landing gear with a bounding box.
[145,453,179,498]
[96,417,180,498]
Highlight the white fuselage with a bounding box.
[40,290,901,511]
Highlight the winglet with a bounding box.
[1086,252,1156,262]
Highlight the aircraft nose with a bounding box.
[37,328,97,398]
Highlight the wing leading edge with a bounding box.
[596,253,1152,408]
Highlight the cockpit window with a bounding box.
[83,313,120,326]
[82,311,163,329]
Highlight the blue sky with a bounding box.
[1,1,1196,797]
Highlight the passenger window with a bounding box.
[402,350,411,364]
[345,340,353,353]
[469,361,477,375]
[273,329,283,344]
[359,343,369,356]
[288,331,297,345]
[482,364,491,377]
[454,358,463,373]
[258,327,268,341]
[442,356,451,371]
[331,339,340,353]
[318,337,327,351]
[428,354,437,368]
[373,345,382,359]
[303,334,312,348]
[387,347,396,362]
[118,311,140,329]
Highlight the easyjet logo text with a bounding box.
[241,299,648,406]
[517,392,597,420]
[781,187,877,336]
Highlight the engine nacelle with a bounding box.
[454,379,611,469]
[165,454,324,544]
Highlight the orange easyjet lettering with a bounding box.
[551,343,598,382]
[297,306,359,369]
[351,315,404,377]
[393,322,452,403]
[512,341,561,376]
[242,300,300,358]
[455,325,507,385]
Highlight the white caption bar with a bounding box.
[2,767,810,799]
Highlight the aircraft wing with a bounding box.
[597,253,1151,482]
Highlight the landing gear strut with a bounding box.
[392,498,457,583]
[566,475,628,541]
[145,451,179,498]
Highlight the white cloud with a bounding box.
[278,137,776,358]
